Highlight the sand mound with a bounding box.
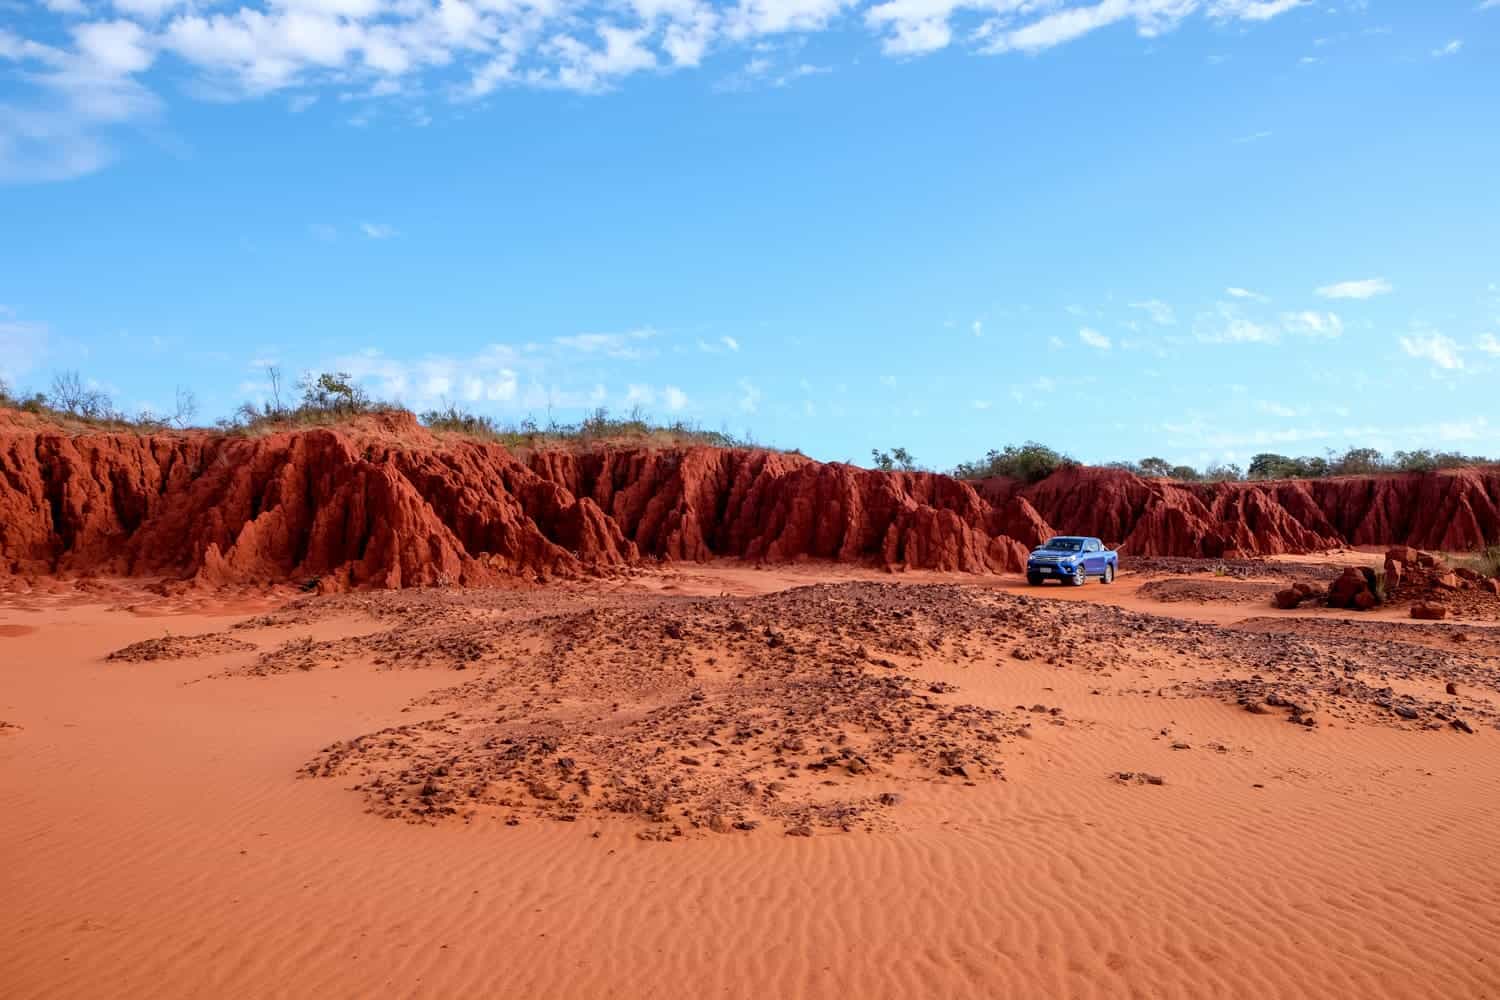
[106,633,257,662]
[1138,578,1284,604]
[280,581,1500,837]
[302,584,1031,836]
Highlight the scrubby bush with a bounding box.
[0,371,196,430]
[416,403,757,451]
[420,403,501,436]
[952,442,1078,483]
[221,368,397,432]
[1461,545,1500,579]
[870,447,920,472]
[1202,462,1245,482]
[1247,447,1496,480]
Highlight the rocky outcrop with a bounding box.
[0,412,1050,589]
[979,466,1500,557]
[3,409,1497,590]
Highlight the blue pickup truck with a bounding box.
[1026,536,1118,586]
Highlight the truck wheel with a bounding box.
[1071,566,1086,587]
[1027,574,1044,586]
[1101,564,1115,584]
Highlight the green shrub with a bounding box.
[1460,546,1500,579]
[952,442,1078,483]
[871,447,920,472]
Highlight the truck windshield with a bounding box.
[1044,539,1083,551]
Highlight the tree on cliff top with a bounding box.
[951,442,1078,483]
[299,372,372,415]
[870,447,920,472]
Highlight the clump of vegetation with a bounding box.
[952,441,1078,483]
[419,403,762,452]
[1246,447,1496,480]
[948,442,1498,484]
[219,368,394,433]
[1461,546,1500,579]
[869,447,920,472]
[0,371,196,431]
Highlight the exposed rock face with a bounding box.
[3,410,1497,590]
[980,466,1500,557]
[0,413,1050,588]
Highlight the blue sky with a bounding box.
[2,0,1497,470]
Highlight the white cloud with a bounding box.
[74,20,156,75]
[0,312,50,380]
[737,376,761,412]
[971,319,982,337]
[1281,310,1343,338]
[1400,332,1463,370]
[971,399,992,409]
[326,345,524,404]
[1129,299,1174,325]
[1194,302,1277,344]
[0,22,161,181]
[1079,327,1111,350]
[972,0,1306,56]
[1316,277,1392,300]
[696,334,741,354]
[1432,39,1462,57]
[726,0,852,39]
[663,385,689,411]
[1225,286,1268,302]
[360,221,396,239]
[1,0,1317,184]
[554,329,656,359]
[1233,130,1272,144]
[1256,400,1300,417]
[1475,333,1500,356]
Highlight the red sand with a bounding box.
[3,563,1500,998]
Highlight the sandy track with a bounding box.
[3,571,1499,999]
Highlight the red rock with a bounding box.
[3,407,1499,590]
[1482,578,1500,596]
[1383,557,1404,590]
[1353,591,1377,611]
[1454,567,1481,582]
[1434,573,1462,591]
[1273,588,1304,610]
[981,466,1500,557]
[0,413,1046,587]
[1411,603,1449,620]
[1386,546,1420,565]
[1327,567,1370,609]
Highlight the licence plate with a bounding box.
[1038,567,1052,574]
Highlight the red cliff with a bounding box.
[2,411,1495,589]
[0,412,1050,588]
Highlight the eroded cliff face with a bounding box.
[0,412,1050,588]
[980,466,1500,557]
[2,411,1496,589]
